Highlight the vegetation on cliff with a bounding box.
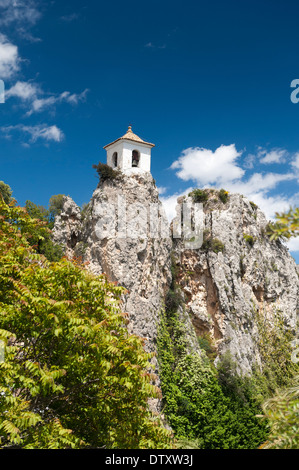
[0,197,172,449]
[157,241,299,449]
[157,309,268,449]
[1,179,298,449]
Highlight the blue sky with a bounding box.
[0,0,299,261]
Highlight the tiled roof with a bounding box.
[103,126,155,148]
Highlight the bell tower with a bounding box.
[103,126,155,174]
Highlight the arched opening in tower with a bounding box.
[132,150,140,167]
[112,152,118,167]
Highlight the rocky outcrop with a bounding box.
[172,190,299,374]
[53,181,298,376]
[52,172,172,391]
[81,172,172,354]
[52,196,82,259]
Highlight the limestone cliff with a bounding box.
[52,179,298,376]
[172,190,298,374]
[53,172,172,399]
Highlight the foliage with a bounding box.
[25,200,64,262]
[25,195,64,230]
[218,189,229,204]
[259,376,299,449]
[0,181,14,205]
[197,333,217,361]
[25,200,49,223]
[80,203,92,233]
[217,352,257,403]
[250,201,258,211]
[166,253,184,313]
[243,233,256,247]
[157,308,268,449]
[80,202,91,220]
[170,252,180,282]
[210,238,225,253]
[188,189,208,203]
[165,289,184,313]
[266,207,299,241]
[93,162,121,182]
[252,307,298,398]
[48,195,65,227]
[0,198,173,449]
[202,237,225,253]
[175,437,202,449]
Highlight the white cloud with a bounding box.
[157,186,167,195]
[243,153,255,169]
[0,0,41,27]
[6,80,89,115]
[291,152,299,171]
[225,172,294,197]
[171,144,245,186]
[27,89,89,115]
[258,148,287,164]
[30,125,64,143]
[59,89,89,105]
[0,1,41,42]
[6,80,40,100]
[1,124,64,143]
[0,33,19,79]
[286,236,299,253]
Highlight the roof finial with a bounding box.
[128,125,132,132]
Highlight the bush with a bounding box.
[188,189,208,203]
[243,233,256,247]
[211,238,225,253]
[165,288,183,313]
[197,333,217,360]
[93,162,121,182]
[219,189,229,204]
[202,237,224,253]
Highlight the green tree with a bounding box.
[48,194,64,228]
[0,181,13,205]
[0,198,172,449]
[24,200,63,262]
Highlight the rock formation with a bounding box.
[53,178,298,376]
[53,172,172,405]
[172,190,298,374]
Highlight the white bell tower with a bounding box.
[103,126,155,174]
